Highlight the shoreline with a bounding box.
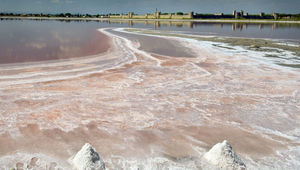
[1,16,300,24]
[121,28,300,69]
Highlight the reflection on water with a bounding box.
[0,19,110,64]
[0,18,300,64]
[230,23,286,31]
[101,20,300,41]
[106,19,300,31]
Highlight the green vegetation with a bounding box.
[0,12,108,18]
[0,12,300,21]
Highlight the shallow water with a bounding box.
[0,20,110,64]
[0,19,300,64]
[109,29,196,58]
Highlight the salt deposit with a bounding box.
[202,140,246,170]
[0,27,299,169]
[71,143,105,170]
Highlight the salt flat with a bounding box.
[0,28,299,169]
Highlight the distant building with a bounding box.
[188,12,194,19]
[128,12,133,18]
[272,13,279,20]
[215,13,224,16]
[154,9,160,19]
[240,10,244,17]
[233,10,248,19]
[260,12,265,17]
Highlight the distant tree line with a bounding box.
[0,12,110,18]
[0,12,132,18]
[0,12,299,20]
[0,12,190,17]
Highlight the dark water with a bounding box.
[0,19,300,64]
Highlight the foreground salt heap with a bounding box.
[202,140,246,170]
[71,143,105,170]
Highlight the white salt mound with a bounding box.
[71,143,105,170]
[202,140,246,170]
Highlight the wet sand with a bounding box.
[0,28,299,169]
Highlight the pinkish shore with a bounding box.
[0,28,299,169]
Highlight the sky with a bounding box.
[0,0,299,14]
